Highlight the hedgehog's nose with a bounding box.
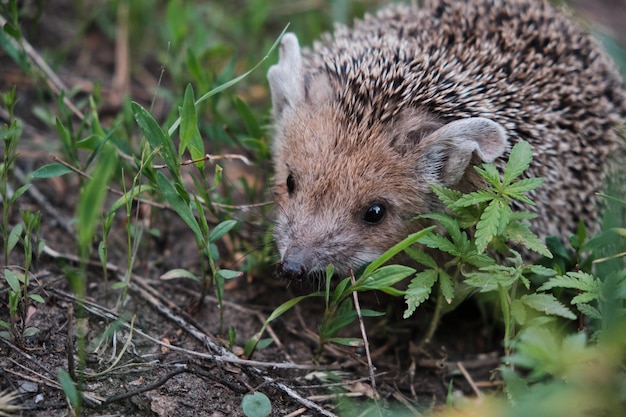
[277,259,307,281]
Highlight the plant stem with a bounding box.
[420,282,445,346]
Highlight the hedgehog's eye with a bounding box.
[286,173,296,195]
[363,203,386,224]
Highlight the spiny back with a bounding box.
[303,0,626,237]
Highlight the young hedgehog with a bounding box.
[268,0,626,281]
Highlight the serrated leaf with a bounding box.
[504,177,545,197]
[418,234,458,255]
[452,189,495,208]
[32,163,74,179]
[576,303,601,319]
[503,140,533,185]
[418,212,459,236]
[430,183,463,209]
[504,221,552,258]
[404,269,438,318]
[475,199,503,253]
[529,265,557,277]
[439,269,454,303]
[511,299,527,325]
[475,163,501,186]
[521,293,576,320]
[501,366,530,403]
[537,272,598,292]
[404,247,438,269]
[571,292,600,305]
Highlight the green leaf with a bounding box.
[500,366,530,403]
[404,247,438,269]
[352,265,415,293]
[511,299,527,325]
[430,184,463,209]
[505,222,552,258]
[452,189,494,208]
[521,293,576,320]
[160,268,200,282]
[417,212,459,234]
[418,234,458,256]
[77,145,117,249]
[32,163,74,179]
[537,272,598,293]
[8,183,31,205]
[266,292,323,324]
[28,294,45,304]
[156,171,202,239]
[475,199,503,252]
[327,337,364,347]
[3,21,22,40]
[404,269,437,318]
[179,84,205,165]
[208,219,237,243]
[22,327,40,337]
[576,303,601,319]
[241,392,272,417]
[475,163,501,186]
[255,338,274,350]
[133,102,179,177]
[4,269,21,293]
[167,25,289,137]
[439,270,455,303]
[107,185,154,215]
[529,265,557,277]
[58,368,79,408]
[7,223,22,255]
[503,140,533,185]
[217,269,243,280]
[504,178,545,197]
[361,226,435,277]
[235,96,262,138]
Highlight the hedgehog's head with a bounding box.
[268,33,507,281]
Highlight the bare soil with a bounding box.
[1,1,624,416]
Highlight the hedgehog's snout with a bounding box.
[276,258,307,281]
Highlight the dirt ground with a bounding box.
[1,1,625,416]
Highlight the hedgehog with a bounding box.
[267,0,626,281]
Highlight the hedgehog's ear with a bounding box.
[417,117,507,186]
[267,33,305,120]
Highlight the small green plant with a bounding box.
[244,227,435,358]
[401,141,564,347]
[0,89,46,343]
[241,392,272,417]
